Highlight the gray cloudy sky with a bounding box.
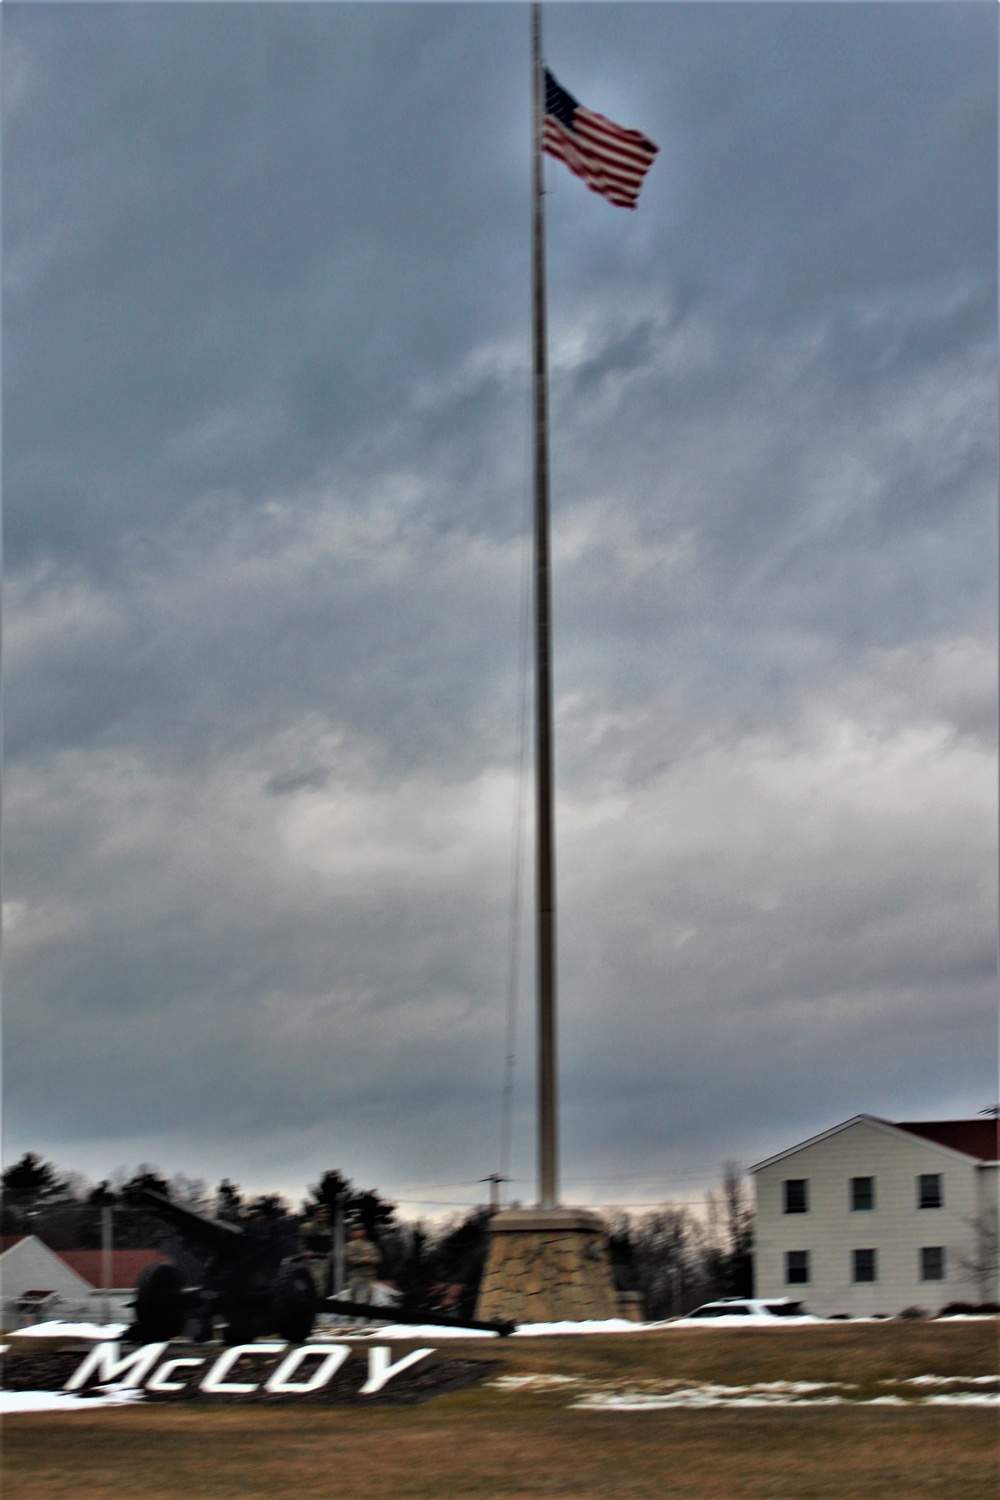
[4,2,997,1217]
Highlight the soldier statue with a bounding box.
[344,1222,381,1304]
[298,1203,333,1298]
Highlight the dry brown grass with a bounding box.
[5,1321,997,1499]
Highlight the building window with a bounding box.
[920,1247,945,1282]
[785,1250,810,1284]
[850,1176,875,1211]
[918,1174,943,1209]
[783,1179,809,1214]
[852,1248,877,1283]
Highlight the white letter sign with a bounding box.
[146,1357,206,1393]
[200,1343,287,1394]
[361,1346,433,1395]
[65,1342,168,1392]
[264,1344,350,1394]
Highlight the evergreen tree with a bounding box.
[1,1153,71,1236]
[243,1193,291,1223]
[214,1179,244,1222]
[112,1167,173,1248]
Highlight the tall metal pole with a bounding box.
[333,1194,345,1297]
[531,2,558,1211]
[101,1205,113,1325]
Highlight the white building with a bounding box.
[750,1116,999,1317]
[0,1235,94,1323]
[1,1236,170,1325]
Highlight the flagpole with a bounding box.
[480,42,657,1321]
[531,1,558,1212]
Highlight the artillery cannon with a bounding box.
[131,1189,317,1344]
[131,1188,514,1343]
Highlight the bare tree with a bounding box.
[722,1161,754,1297]
[957,1208,999,1304]
[630,1205,710,1319]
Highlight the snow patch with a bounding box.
[891,1374,999,1387]
[1,1389,145,1414]
[342,1323,499,1340]
[489,1374,581,1389]
[9,1321,129,1341]
[570,1379,1000,1411]
[513,1318,650,1336]
[573,1388,850,1410]
[665,1314,820,1329]
[347,1318,656,1339]
[921,1392,1000,1406]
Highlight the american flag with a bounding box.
[543,69,658,210]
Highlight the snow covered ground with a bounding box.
[571,1377,1000,1410]
[6,1321,129,1341]
[6,1374,994,1417]
[658,1313,819,1329]
[0,1389,144,1414]
[487,1374,1000,1410]
[4,1318,995,1416]
[7,1312,996,1344]
[330,1315,820,1337]
[312,1317,669,1339]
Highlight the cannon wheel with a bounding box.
[272,1264,318,1343]
[222,1299,262,1345]
[134,1262,187,1342]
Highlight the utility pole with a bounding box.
[333,1194,345,1297]
[101,1205,113,1325]
[480,1173,510,1212]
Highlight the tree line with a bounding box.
[1,1151,753,1319]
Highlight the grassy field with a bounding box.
[5,1321,997,1499]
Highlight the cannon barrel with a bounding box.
[138,1187,248,1248]
[324,1296,515,1337]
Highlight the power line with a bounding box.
[390,1195,732,1213]
[395,1167,749,1195]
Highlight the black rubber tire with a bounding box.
[222,1308,260,1345]
[134,1262,187,1342]
[271,1264,318,1343]
[188,1310,215,1343]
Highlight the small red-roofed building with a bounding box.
[750,1115,999,1317]
[1,1237,170,1325]
[57,1248,171,1291]
[1,1235,94,1323]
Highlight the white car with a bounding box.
[670,1297,817,1325]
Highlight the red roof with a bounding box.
[57,1249,171,1289]
[0,1236,26,1252]
[894,1119,1000,1162]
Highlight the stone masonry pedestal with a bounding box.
[475,1207,619,1324]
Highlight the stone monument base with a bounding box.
[475,1207,619,1324]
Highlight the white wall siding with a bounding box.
[753,1119,982,1317]
[0,1236,93,1308]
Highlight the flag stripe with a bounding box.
[574,108,657,157]
[553,133,648,185]
[544,144,643,202]
[570,140,656,185]
[542,71,658,209]
[543,118,654,207]
[543,127,648,187]
[575,113,656,171]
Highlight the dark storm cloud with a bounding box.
[8,5,993,572]
[5,4,529,570]
[4,3,996,1207]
